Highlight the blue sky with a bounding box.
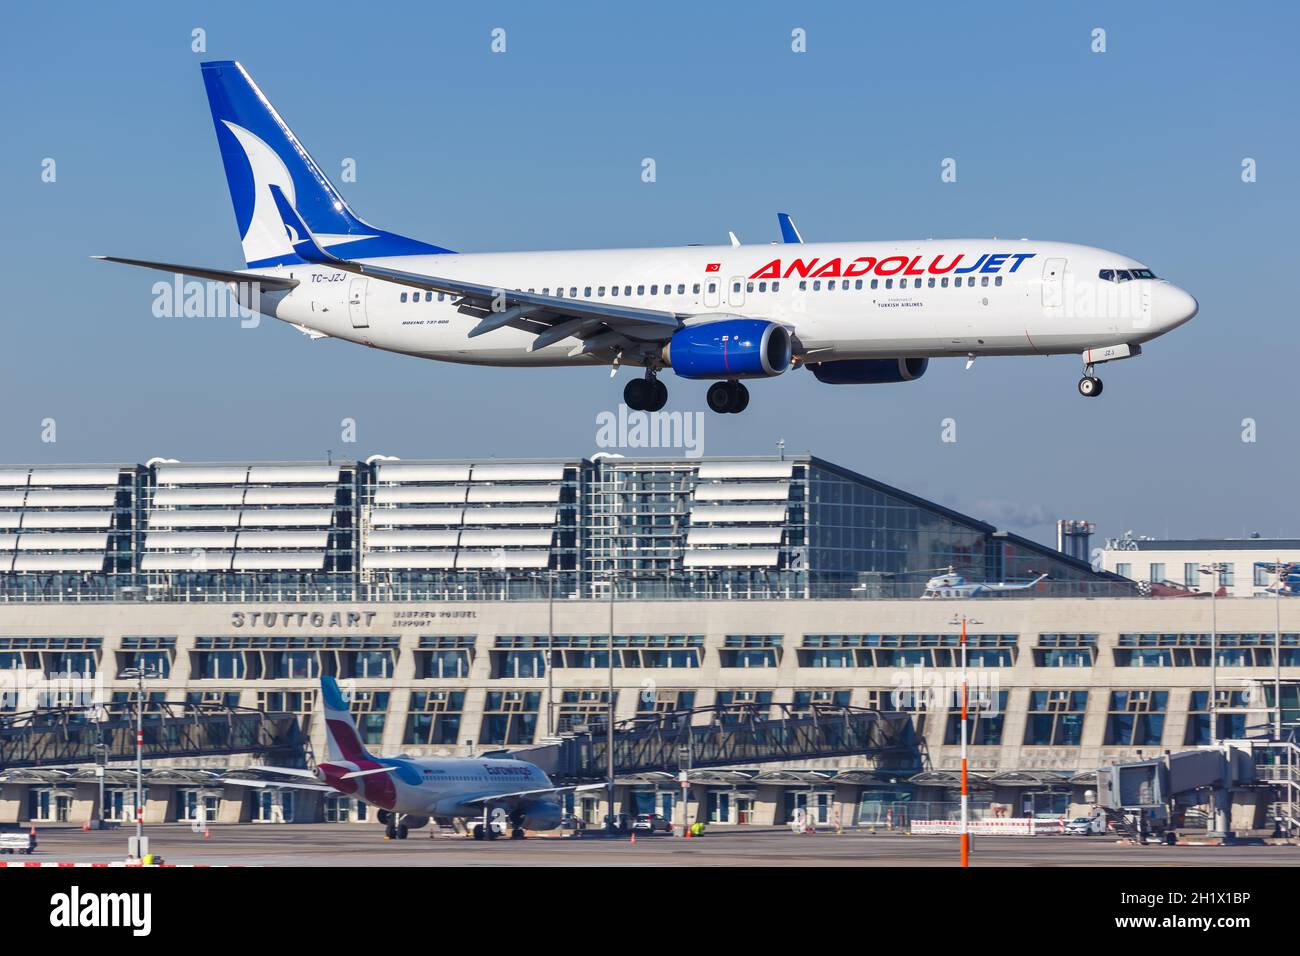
[2,1,1296,548]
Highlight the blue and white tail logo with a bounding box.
[200,60,452,268]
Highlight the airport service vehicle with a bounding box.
[225,677,602,841]
[920,570,1048,599]
[98,61,1198,414]
[633,813,673,834]
[0,832,36,855]
[1063,811,1108,835]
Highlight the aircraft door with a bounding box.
[1041,258,1066,316]
[703,275,721,308]
[348,277,370,329]
[727,276,746,309]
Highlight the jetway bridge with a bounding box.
[0,702,309,771]
[523,703,924,781]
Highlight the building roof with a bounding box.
[1106,538,1300,552]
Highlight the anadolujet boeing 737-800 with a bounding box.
[99,61,1198,413]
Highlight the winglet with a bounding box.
[267,184,339,265]
[777,213,803,244]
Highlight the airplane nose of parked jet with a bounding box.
[1154,283,1198,331]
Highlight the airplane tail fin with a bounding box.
[199,60,452,268]
[320,676,373,764]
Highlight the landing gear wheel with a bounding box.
[730,382,750,413]
[396,824,409,840]
[487,826,501,840]
[645,379,669,412]
[1077,376,1103,398]
[472,824,486,841]
[624,378,653,411]
[385,824,398,839]
[511,828,526,840]
[706,382,733,414]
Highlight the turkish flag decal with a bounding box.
[705,263,721,273]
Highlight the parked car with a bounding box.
[633,813,673,834]
[1063,816,1104,835]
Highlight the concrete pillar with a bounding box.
[217,789,250,824]
[144,789,173,824]
[71,783,100,826]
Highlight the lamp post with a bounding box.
[606,567,616,832]
[120,665,158,859]
[949,613,981,867]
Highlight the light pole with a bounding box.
[120,665,157,859]
[606,566,616,832]
[949,613,981,867]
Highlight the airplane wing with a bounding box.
[458,783,607,807]
[222,777,336,793]
[92,256,300,292]
[266,185,683,359]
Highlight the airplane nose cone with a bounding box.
[1156,283,1198,331]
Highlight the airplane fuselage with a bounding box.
[256,239,1197,369]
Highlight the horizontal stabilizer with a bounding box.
[93,256,299,291]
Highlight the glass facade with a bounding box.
[0,455,1132,603]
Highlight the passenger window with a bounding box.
[706,282,715,293]
[772,281,779,292]
[871,279,879,290]
[732,282,741,293]
[927,277,934,288]
[543,288,550,295]
[598,286,606,296]
[981,276,989,287]
[584,287,591,297]
[625,286,632,296]
[799,281,806,291]
[570,287,577,297]
[693,283,701,294]
[746,282,754,293]
[611,286,619,296]
[650,285,658,295]
[677,284,685,294]
[941,277,948,287]
[758,282,767,292]
[813,280,821,291]
[400,292,408,302]
[855,279,863,290]
[994,276,1002,287]
[437,292,445,301]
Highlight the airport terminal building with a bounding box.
[0,454,1295,831]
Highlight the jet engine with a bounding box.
[806,357,929,384]
[519,801,562,831]
[663,318,792,379]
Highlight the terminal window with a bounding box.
[1024,691,1088,746]
[1103,690,1167,746]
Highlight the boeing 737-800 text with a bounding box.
[99,61,1199,413]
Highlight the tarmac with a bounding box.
[6,824,1298,867]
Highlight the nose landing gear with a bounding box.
[1077,364,1103,398]
[706,380,750,414]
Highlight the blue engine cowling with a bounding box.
[520,801,562,831]
[664,318,792,380]
[806,357,929,385]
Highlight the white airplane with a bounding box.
[920,569,1049,599]
[226,676,603,840]
[98,60,1198,414]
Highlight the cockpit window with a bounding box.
[1100,267,1157,282]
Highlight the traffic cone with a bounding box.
[29,825,36,837]
[203,826,211,840]
[630,831,636,845]
[83,820,90,832]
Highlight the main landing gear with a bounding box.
[1077,364,1104,398]
[706,380,749,414]
[384,812,409,840]
[624,373,668,412]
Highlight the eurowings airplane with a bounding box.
[226,676,603,840]
[99,61,1198,414]
[920,570,1049,599]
